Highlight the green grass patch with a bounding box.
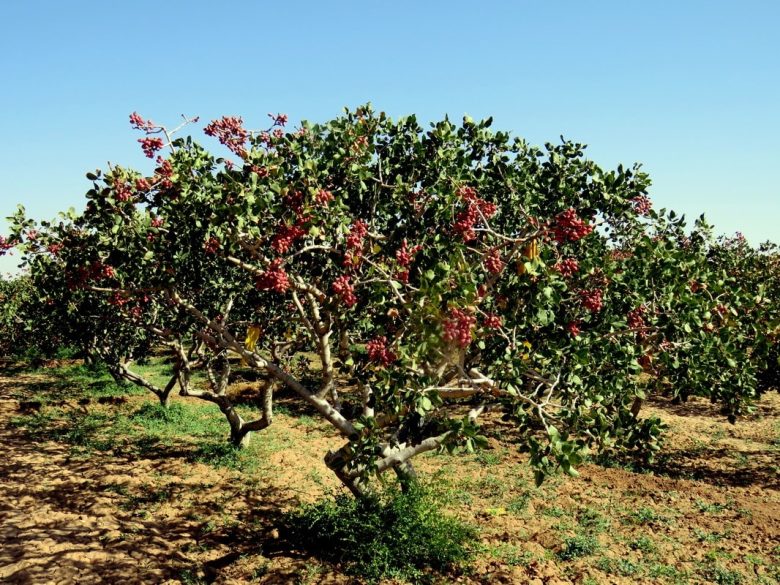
[285,484,477,583]
[557,534,599,560]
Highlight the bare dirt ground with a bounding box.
[1,364,778,584]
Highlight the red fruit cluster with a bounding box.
[395,239,422,267]
[135,178,152,192]
[271,223,306,254]
[150,217,164,228]
[203,237,220,254]
[631,195,652,216]
[453,187,498,241]
[108,291,129,307]
[638,354,653,371]
[47,243,63,256]
[204,116,249,157]
[344,220,369,267]
[443,308,477,348]
[627,306,646,329]
[567,321,582,337]
[138,137,164,158]
[553,208,594,243]
[554,257,579,277]
[483,313,503,329]
[269,112,288,126]
[115,180,133,202]
[283,190,305,216]
[483,248,505,275]
[609,249,633,261]
[579,289,603,312]
[315,189,334,205]
[0,235,16,256]
[255,260,290,294]
[155,157,174,190]
[250,165,269,178]
[366,336,397,366]
[332,275,357,307]
[129,112,156,132]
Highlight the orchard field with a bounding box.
[1,107,779,583]
[0,357,777,584]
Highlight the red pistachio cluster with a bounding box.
[204,116,249,157]
[554,257,579,277]
[271,223,306,254]
[579,289,603,313]
[332,275,357,307]
[315,189,334,205]
[553,208,594,243]
[627,306,646,329]
[366,336,397,366]
[483,313,503,329]
[155,157,174,190]
[443,307,477,348]
[269,113,288,126]
[203,237,220,254]
[452,186,498,242]
[567,321,582,337]
[114,180,133,202]
[395,239,422,267]
[255,259,290,293]
[483,248,505,275]
[631,195,652,216]
[129,112,156,132]
[250,165,269,178]
[0,235,16,256]
[343,220,368,267]
[108,291,130,307]
[138,137,164,158]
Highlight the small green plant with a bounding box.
[542,505,566,518]
[702,565,744,585]
[557,534,599,560]
[577,507,610,533]
[507,493,531,515]
[695,499,730,514]
[626,506,663,524]
[285,484,476,583]
[629,535,656,554]
[693,528,726,543]
[597,557,643,577]
[192,442,241,468]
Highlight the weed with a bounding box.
[474,450,502,466]
[542,505,565,518]
[695,499,730,514]
[285,484,476,583]
[626,506,664,524]
[192,442,241,469]
[557,535,599,560]
[647,562,688,582]
[577,507,610,533]
[701,565,744,585]
[597,557,643,577]
[629,535,657,554]
[507,493,531,515]
[693,528,727,543]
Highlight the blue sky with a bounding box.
[1,0,778,274]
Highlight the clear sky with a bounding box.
[1,0,778,275]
